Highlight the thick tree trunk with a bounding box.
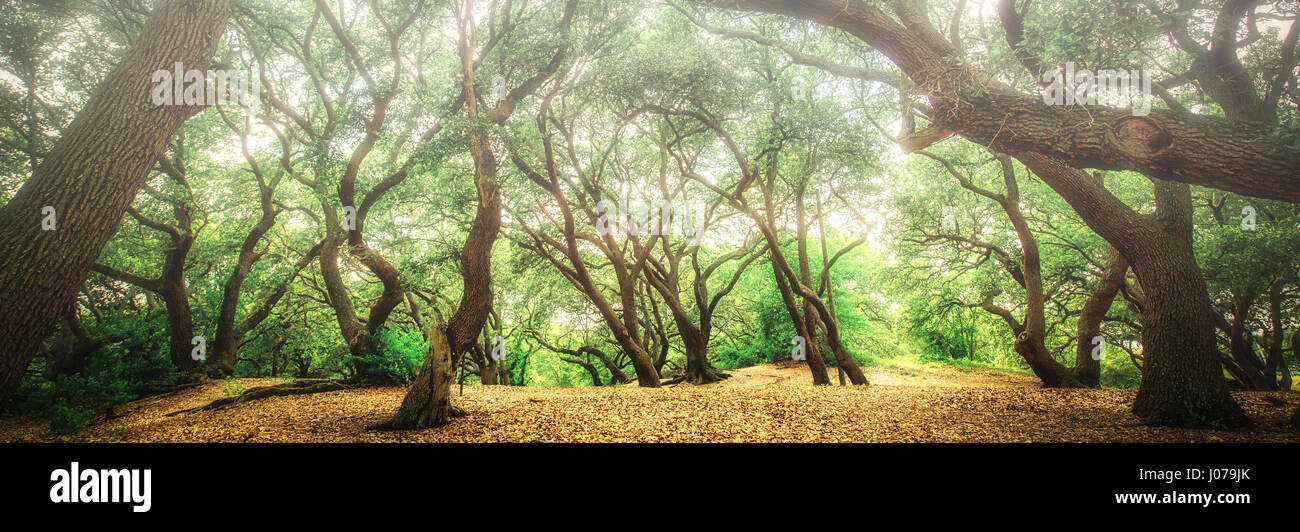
[0,0,237,404]
[677,321,726,384]
[480,357,500,385]
[1129,247,1249,428]
[1018,153,1249,428]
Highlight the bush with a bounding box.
[5,344,174,434]
[345,327,427,385]
[49,403,97,434]
[715,340,776,370]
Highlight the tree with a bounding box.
[0,0,238,404]
[91,148,202,372]
[902,149,1125,387]
[376,0,582,429]
[685,0,1298,427]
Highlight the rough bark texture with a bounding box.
[1018,153,1249,428]
[0,0,238,404]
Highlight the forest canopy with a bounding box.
[0,0,1297,435]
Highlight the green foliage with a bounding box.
[345,327,428,385]
[715,339,780,370]
[8,348,172,434]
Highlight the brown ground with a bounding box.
[3,360,1297,443]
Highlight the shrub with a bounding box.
[345,327,427,385]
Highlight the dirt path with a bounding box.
[2,362,1296,443]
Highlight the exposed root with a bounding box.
[166,379,351,416]
[662,366,732,386]
[366,404,467,431]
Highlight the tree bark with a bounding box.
[94,198,198,372]
[1018,153,1249,428]
[212,239,323,374]
[0,0,238,404]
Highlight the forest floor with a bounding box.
[3,360,1298,443]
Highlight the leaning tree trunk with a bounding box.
[211,196,279,374]
[771,260,831,385]
[792,182,832,385]
[379,322,457,429]
[1072,251,1128,387]
[374,100,504,428]
[374,183,499,429]
[1011,333,1079,388]
[0,0,237,404]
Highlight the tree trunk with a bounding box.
[1130,246,1249,428]
[0,0,237,404]
[1018,153,1249,428]
[317,219,371,369]
[1073,251,1128,387]
[93,200,199,373]
[481,357,500,385]
[794,181,832,383]
[772,260,830,385]
[213,239,322,374]
[211,185,279,374]
[678,320,725,384]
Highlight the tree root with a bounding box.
[366,404,467,431]
[662,367,731,386]
[165,379,352,416]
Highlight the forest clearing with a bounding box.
[5,361,1296,443]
